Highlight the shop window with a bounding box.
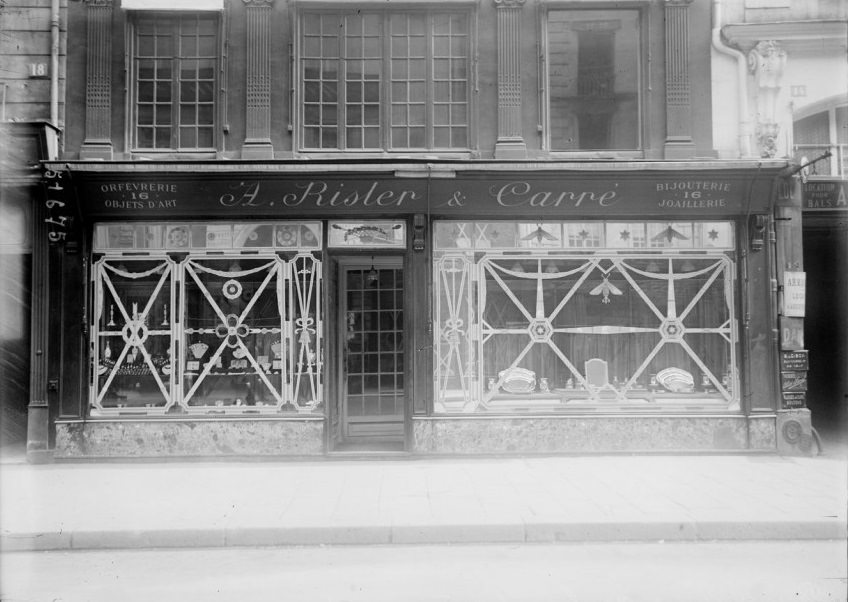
[544,9,641,152]
[298,9,470,151]
[433,221,738,414]
[130,13,219,151]
[793,102,848,177]
[90,222,322,416]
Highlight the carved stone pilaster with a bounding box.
[242,0,275,159]
[80,0,114,160]
[494,0,526,159]
[663,0,696,159]
[748,40,787,158]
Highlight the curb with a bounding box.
[3,520,846,552]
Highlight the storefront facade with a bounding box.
[39,161,792,457]
[24,0,812,458]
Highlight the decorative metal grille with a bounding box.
[433,221,738,413]
[90,251,322,416]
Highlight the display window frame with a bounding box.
[432,220,741,415]
[89,222,323,417]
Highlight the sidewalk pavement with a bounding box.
[1,443,846,552]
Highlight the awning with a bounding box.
[122,0,223,11]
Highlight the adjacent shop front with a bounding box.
[43,161,787,458]
[800,178,848,438]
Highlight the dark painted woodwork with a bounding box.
[59,247,86,419]
[410,219,431,416]
[70,170,778,220]
[27,197,52,461]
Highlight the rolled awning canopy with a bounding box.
[122,0,223,10]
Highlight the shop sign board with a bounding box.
[782,271,806,318]
[780,350,809,371]
[803,180,848,211]
[782,391,806,409]
[71,173,776,219]
[780,371,808,392]
[780,317,805,350]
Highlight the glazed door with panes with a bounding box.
[339,258,405,441]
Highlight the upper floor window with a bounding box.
[298,9,471,152]
[545,9,641,152]
[130,13,219,152]
[793,101,847,178]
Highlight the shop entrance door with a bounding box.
[339,258,405,445]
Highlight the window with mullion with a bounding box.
[300,9,470,151]
[133,14,217,151]
[344,13,383,150]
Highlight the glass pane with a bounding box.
[364,104,379,124]
[155,107,171,125]
[180,104,195,125]
[181,82,197,102]
[137,127,153,148]
[198,35,216,57]
[138,62,155,81]
[197,128,213,148]
[410,128,425,148]
[155,128,170,148]
[321,128,338,148]
[305,82,320,102]
[392,82,407,102]
[156,60,172,80]
[547,9,640,150]
[155,83,171,103]
[138,105,154,125]
[198,104,214,125]
[179,127,196,149]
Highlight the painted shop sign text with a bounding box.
[79,175,768,218]
[803,180,847,211]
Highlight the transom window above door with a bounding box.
[297,9,471,152]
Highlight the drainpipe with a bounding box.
[50,0,60,126]
[712,0,752,158]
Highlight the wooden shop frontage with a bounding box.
[39,159,796,458]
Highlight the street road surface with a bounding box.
[1,541,845,602]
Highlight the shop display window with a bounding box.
[433,221,739,413]
[90,222,322,416]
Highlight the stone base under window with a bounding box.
[54,417,324,459]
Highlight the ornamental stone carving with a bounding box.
[748,40,787,158]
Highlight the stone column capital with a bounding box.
[243,0,275,5]
[748,40,787,82]
[84,0,113,6]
